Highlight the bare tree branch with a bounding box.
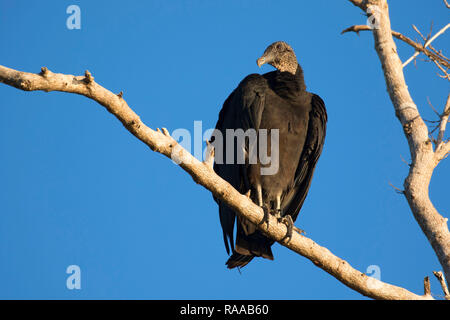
[424,276,431,297]
[403,23,450,68]
[345,0,450,287]
[348,0,369,10]
[0,64,432,300]
[412,24,449,63]
[436,140,450,161]
[437,94,450,147]
[433,271,450,299]
[431,59,450,80]
[444,0,450,9]
[341,25,450,70]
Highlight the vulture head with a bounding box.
[257,41,298,75]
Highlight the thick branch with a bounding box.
[424,276,431,297]
[346,0,450,284]
[0,64,429,300]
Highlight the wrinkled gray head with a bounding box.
[257,41,298,75]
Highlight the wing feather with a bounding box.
[213,74,269,254]
[282,94,327,221]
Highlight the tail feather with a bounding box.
[226,252,255,269]
[235,233,274,259]
[225,218,275,269]
[226,232,274,269]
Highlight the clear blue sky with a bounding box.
[0,0,448,299]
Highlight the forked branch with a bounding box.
[341,24,450,70]
[344,0,450,293]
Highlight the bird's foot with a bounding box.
[258,206,271,230]
[279,215,293,243]
[274,209,282,220]
[279,215,304,243]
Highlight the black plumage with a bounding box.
[213,41,327,269]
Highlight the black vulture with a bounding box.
[212,41,327,269]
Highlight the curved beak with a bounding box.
[257,56,266,67]
[256,51,274,68]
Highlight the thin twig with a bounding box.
[388,181,405,194]
[403,23,450,68]
[433,271,450,299]
[341,25,450,69]
[431,59,450,80]
[437,94,450,148]
[424,276,431,296]
[444,0,450,9]
[427,97,441,117]
[413,24,450,63]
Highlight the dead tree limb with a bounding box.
[345,0,450,289]
[403,23,450,68]
[341,24,450,70]
[0,64,432,300]
[433,271,450,299]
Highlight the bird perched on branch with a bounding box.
[213,41,327,269]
